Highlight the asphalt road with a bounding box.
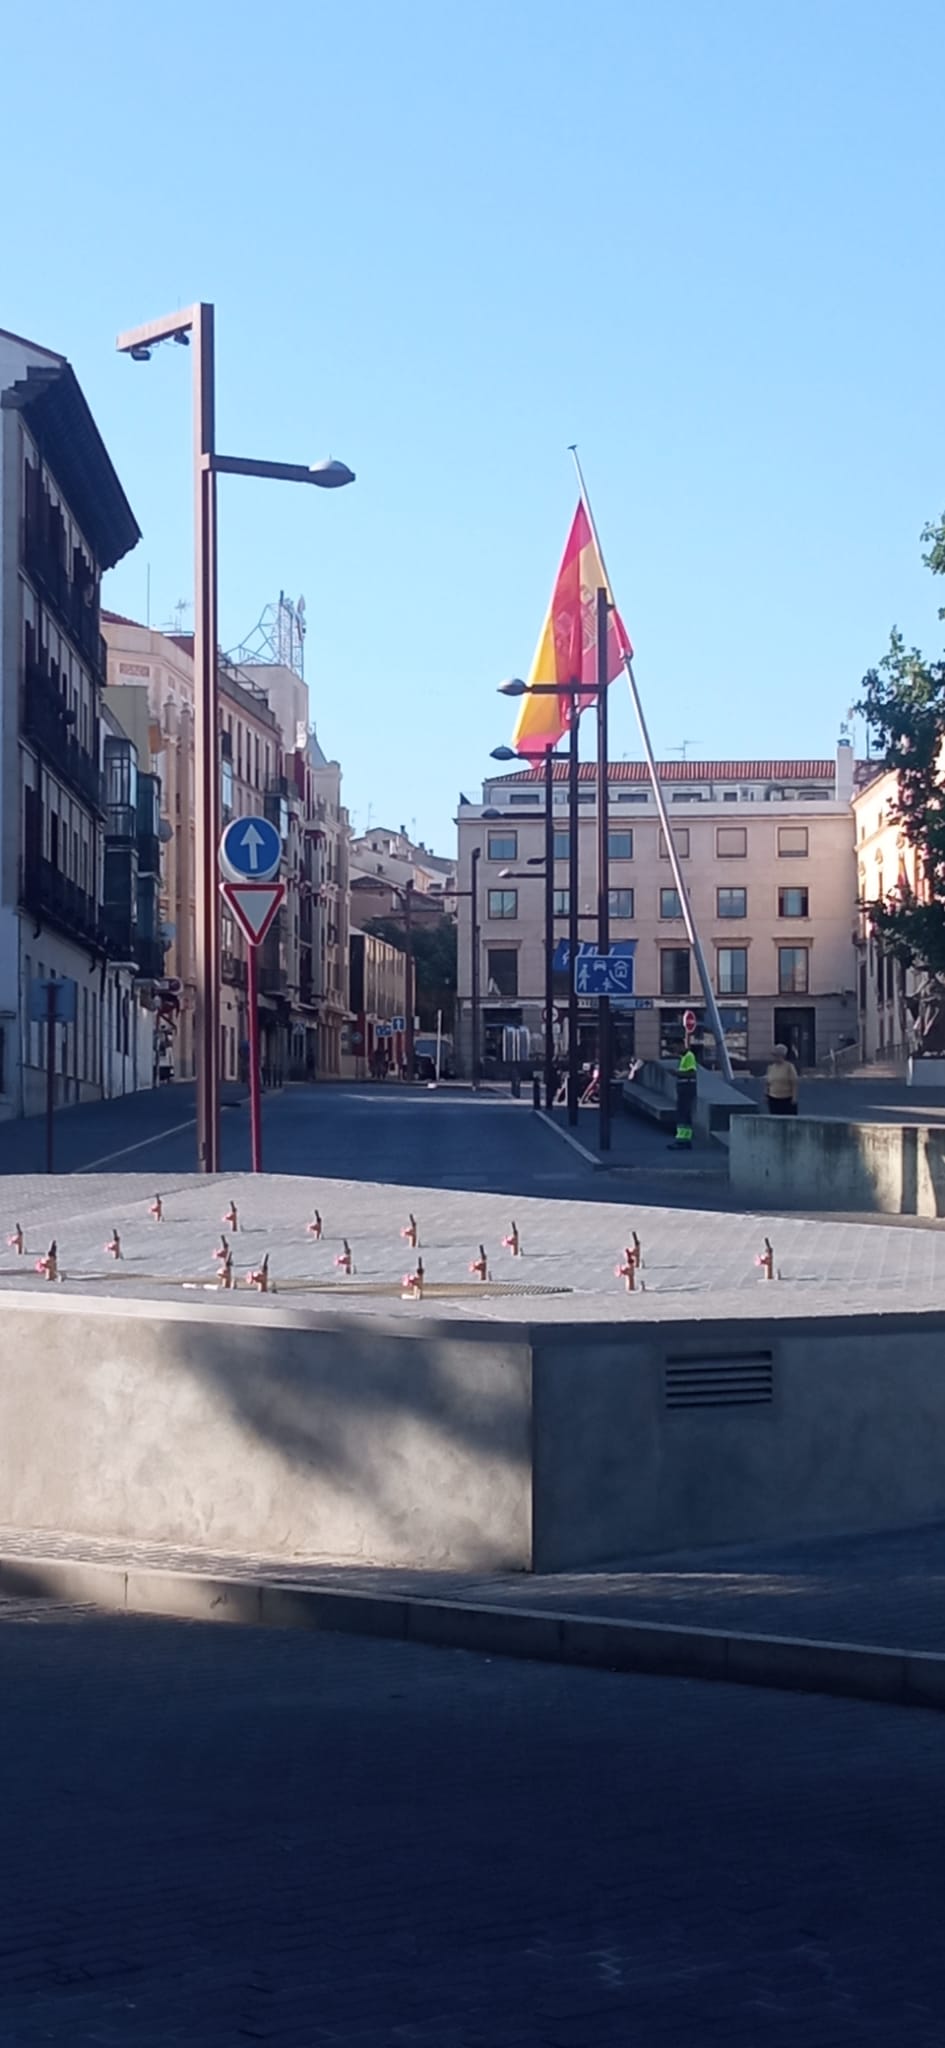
[0,1081,725,1207]
[1,1601,943,2046]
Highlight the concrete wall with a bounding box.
[0,1296,532,1570]
[531,1314,945,1566]
[730,1114,945,1215]
[7,1291,945,1573]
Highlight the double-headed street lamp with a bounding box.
[117,303,355,1171]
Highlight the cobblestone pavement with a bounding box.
[3,1162,945,1322]
[3,1519,945,1652]
[1,1601,944,2045]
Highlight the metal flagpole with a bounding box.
[569,448,735,1084]
[595,586,611,1151]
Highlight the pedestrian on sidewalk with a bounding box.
[765,1043,799,1116]
[668,1044,698,1151]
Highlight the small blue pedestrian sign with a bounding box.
[573,950,635,997]
[219,814,281,884]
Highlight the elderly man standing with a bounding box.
[765,1043,799,1116]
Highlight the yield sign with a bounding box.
[220,879,286,948]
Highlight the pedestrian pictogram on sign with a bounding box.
[220,879,286,948]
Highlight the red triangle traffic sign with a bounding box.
[220,879,286,947]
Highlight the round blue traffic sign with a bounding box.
[219,814,282,884]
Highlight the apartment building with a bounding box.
[348,926,408,1075]
[456,744,859,1073]
[0,330,140,1117]
[851,766,920,1061]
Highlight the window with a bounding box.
[487,831,518,862]
[553,889,570,916]
[716,826,747,858]
[486,948,518,998]
[778,825,809,858]
[672,791,702,803]
[609,888,634,919]
[487,889,517,919]
[660,887,682,919]
[723,792,738,802]
[778,946,809,993]
[779,887,809,918]
[660,948,691,996]
[717,887,746,918]
[717,947,748,995]
[553,831,570,861]
[659,828,689,859]
[617,791,649,804]
[608,829,633,860]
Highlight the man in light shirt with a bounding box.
[765,1043,799,1116]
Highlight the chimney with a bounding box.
[835,736,854,805]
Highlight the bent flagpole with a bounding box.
[569,446,735,1084]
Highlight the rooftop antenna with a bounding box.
[668,741,698,761]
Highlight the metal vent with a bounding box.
[664,1351,774,1410]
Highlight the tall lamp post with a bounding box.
[116,303,355,1171]
[491,742,566,1110]
[470,845,481,1088]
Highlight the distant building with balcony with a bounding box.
[0,328,139,1117]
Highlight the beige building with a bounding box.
[852,766,919,1061]
[456,746,859,1073]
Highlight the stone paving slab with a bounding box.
[2,1519,944,1653]
[2,1169,945,1323]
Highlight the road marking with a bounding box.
[533,1109,600,1167]
[77,1117,197,1173]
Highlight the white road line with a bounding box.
[77,1117,198,1173]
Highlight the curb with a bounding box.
[1,1551,943,1714]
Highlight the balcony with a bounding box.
[134,935,167,982]
[21,522,106,679]
[22,856,102,949]
[222,952,248,990]
[24,658,104,812]
[259,964,288,996]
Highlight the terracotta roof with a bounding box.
[102,609,147,630]
[487,759,838,785]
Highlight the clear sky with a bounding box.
[5,0,945,853]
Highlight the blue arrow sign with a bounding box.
[573,950,636,997]
[219,814,282,884]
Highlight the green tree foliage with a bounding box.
[363,916,458,1029]
[856,516,945,975]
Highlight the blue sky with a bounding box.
[4,0,945,852]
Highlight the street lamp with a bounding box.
[117,303,355,1172]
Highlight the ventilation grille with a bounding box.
[665,1351,774,1410]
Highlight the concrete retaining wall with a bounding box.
[730,1114,945,1215]
[0,1296,532,1571]
[5,1291,945,1570]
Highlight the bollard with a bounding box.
[615,1247,645,1294]
[105,1229,123,1261]
[35,1240,59,1283]
[469,1245,489,1282]
[7,1225,24,1257]
[307,1210,323,1241]
[216,1244,234,1289]
[247,1254,271,1293]
[401,1213,419,1250]
[150,1195,164,1224]
[532,1073,541,1109]
[222,1202,239,1233]
[334,1239,354,1276]
[214,1232,230,1263]
[502,1221,522,1258]
[630,1230,643,1271]
[402,1257,425,1300]
[755,1237,776,1282]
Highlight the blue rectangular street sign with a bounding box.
[573,950,636,997]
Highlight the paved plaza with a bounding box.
[3,1156,945,1322]
[0,1599,943,2046]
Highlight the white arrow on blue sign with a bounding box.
[219,814,282,884]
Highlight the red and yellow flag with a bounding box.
[511,501,632,759]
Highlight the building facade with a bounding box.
[456,747,859,1074]
[851,766,919,1062]
[0,330,140,1118]
[348,927,408,1075]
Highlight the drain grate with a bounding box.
[664,1351,774,1410]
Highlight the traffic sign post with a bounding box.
[29,979,76,1174]
[218,831,286,1173]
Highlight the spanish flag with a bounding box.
[511,501,632,759]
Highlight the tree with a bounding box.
[362,916,458,1031]
[856,515,945,977]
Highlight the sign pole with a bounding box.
[247,934,263,1173]
[45,982,56,1176]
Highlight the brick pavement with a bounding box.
[2,1518,945,1653]
[3,1166,945,1321]
[0,1603,943,2045]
